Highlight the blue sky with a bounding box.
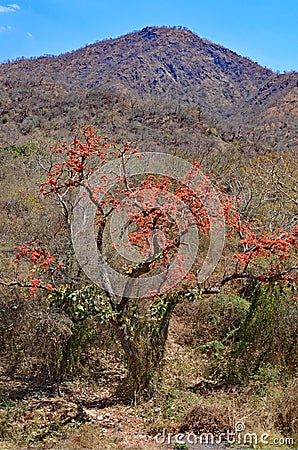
[0,0,297,72]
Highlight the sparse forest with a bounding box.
[0,26,297,450]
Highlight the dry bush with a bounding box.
[0,292,27,350]
[0,291,73,382]
[178,401,232,435]
[273,378,298,436]
[20,307,74,381]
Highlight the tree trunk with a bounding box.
[109,294,179,400]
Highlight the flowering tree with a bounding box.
[1,126,297,397]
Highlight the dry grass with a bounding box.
[55,423,164,450]
[273,378,298,437]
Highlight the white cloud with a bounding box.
[0,3,20,12]
[26,31,32,38]
[0,24,13,31]
[0,6,13,12]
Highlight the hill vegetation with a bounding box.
[0,26,297,153]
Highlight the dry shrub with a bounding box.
[0,292,73,382]
[20,307,74,381]
[273,378,298,436]
[0,293,27,350]
[178,401,232,435]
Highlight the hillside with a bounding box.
[0,26,297,152]
[230,72,298,151]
